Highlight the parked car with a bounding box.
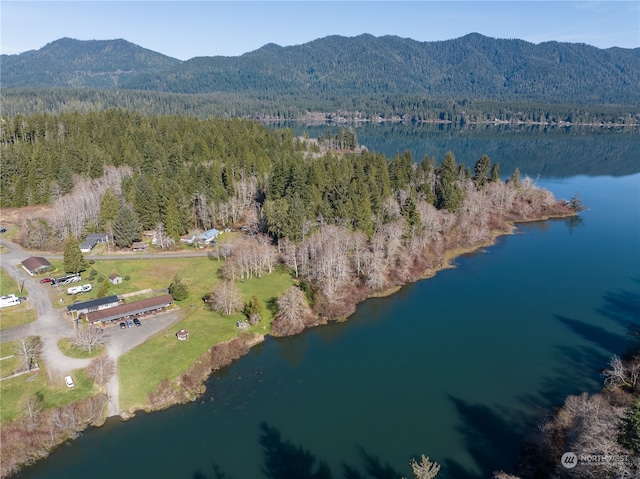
[126,319,134,328]
[0,228,6,234]
[133,317,141,327]
[64,375,75,388]
[39,277,52,284]
[119,322,126,329]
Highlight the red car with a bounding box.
[39,277,52,284]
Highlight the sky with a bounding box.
[1,1,639,60]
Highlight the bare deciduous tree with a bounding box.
[21,395,42,431]
[603,355,640,390]
[272,286,312,337]
[70,324,106,354]
[210,281,243,316]
[403,455,440,479]
[14,336,41,372]
[86,355,116,386]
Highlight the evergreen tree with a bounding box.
[619,397,640,453]
[163,195,182,242]
[63,236,87,274]
[57,163,74,195]
[133,175,159,230]
[489,163,501,182]
[168,273,189,301]
[244,294,266,324]
[473,155,491,187]
[112,204,142,248]
[96,279,111,299]
[435,152,464,212]
[511,168,521,188]
[401,195,421,229]
[98,188,121,231]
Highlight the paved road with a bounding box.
[0,238,186,416]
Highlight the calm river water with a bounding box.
[15,125,640,479]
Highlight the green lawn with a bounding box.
[57,338,105,359]
[0,270,37,329]
[0,268,22,296]
[118,260,294,410]
[3,252,296,417]
[0,340,95,424]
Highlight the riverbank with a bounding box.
[137,207,577,416]
[0,201,578,478]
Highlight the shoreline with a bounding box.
[0,209,577,478]
[126,210,577,416]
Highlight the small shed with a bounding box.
[176,329,189,341]
[21,257,53,275]
[109,274,123,285]
[131,241,148,252]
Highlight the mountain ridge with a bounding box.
[2,33,639,109]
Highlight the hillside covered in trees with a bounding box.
[1,111,577,320]
[1,34,638,122]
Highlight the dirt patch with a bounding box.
[0,205,53,227]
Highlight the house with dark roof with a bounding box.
[81,233,108,253]
[85,294,174,324]
[21,257,53,275]
[67,295,120,316]
[109,274,123,285]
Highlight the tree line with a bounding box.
[4,110,579,319]
[2,88,638,126]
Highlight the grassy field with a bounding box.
[2,249,295,417]
[0,269,37,330]
[0,340,95,424]
[0,268,22,297]
[118,259,294,410]
[58,338,105,359]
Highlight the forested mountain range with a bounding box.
[1,34,639,120]
[1,38,180,88]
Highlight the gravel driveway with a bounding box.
[1,238,186,416]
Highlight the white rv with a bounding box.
[0,294,21,308]
[67,284,92,295]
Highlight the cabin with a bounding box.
[21,257,53,275]
[109,274,123,285]
[80,233,108,253]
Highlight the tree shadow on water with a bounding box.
[191,423,408,479]
[598,289,640,357]
[442,396,524,479]
[259,422,333,479]
[342,446,403,479]
[554,314,627,356]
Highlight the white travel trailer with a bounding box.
[67,284,92,295]
[0,294,21,308]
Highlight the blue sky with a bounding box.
[2,1,638,60]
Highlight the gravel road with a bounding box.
[0,238,186,416]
